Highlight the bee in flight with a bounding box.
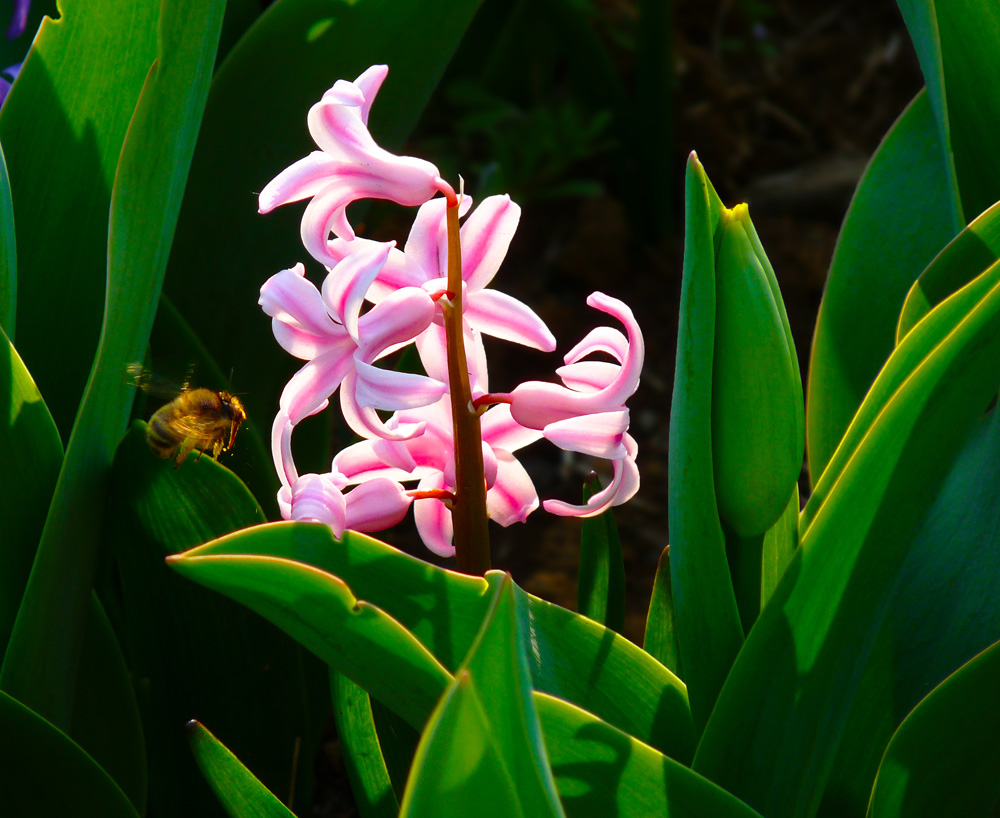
[128,364,247,465]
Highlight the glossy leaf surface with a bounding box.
[187,720,296,818]
[176,523,695,763]
[668,151,743,731]
[694,240,1000,818]
[805,91,960,484]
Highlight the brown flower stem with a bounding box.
[443,196,491,574]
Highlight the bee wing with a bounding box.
[128,363,199,399]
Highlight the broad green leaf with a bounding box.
[577,473,625,633]
[0,0,224,728]
[177,523,696,763]
[897,199,1000,343]
[803,257,1000,535]
[459,575,564,817]
[867,641,1000,818]
[823,405,1000,814]
[759,483,798,611]
[165,0,485,479]
[187,720,296,818]
[693,220,1000,818]
[331,671,400,818]
[898,1,1000,223]
[0,328,61,658]
[399,672,522,818]
[642,546,680,677]
[0,0,159,436]
[166,544,454,731]
[668,151,743,732]
[806,90,961,485]
[0,689,139,818]
[69,594,147,815]
[0,143,15,338]
[537,693,762,818]
[108,423,318,818]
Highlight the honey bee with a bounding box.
[129,364,247,465]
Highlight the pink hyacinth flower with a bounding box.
[507,292,643,517]
[259,242,446,441]
[332,330,542,556]
[326,195,557,352]
[258,65,451,266]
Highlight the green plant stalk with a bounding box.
[444,199,491,574]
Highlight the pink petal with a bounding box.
[404,197,449,277]
[555,361,621,393]
[344,477,413,532]
[289,473,348,537]
[271,412,297,489]
[339,370,425,441]
[259,263,341,341]
[413,473,455,557]
[542,410,629,459]
[354,359,447,411]
[487,450,538,526]
[543,435,639,518]
[322,241,392,340]
[333,438,421,483]
[465,289,556,351]
[460,195,520,291]
[353,65,388,125]
[563,326,628,366]
[357,287,438,359]
[258,152,342,213]
[280,348,356,424]
[480,404,543,453]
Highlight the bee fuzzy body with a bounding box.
[146,388,246,465]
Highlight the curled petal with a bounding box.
[258,152,342,213]
[344,478,413,532]
[487,450,539,526]
[413,473,455,557]
[280,348,355,424]
[289,473,348,537]
[272,412,296,489]
[340,371,425,441]
[308,65,388,154]
[555,361,621,393]
[480,403,542,453]
[260,263,350,358]
[460,194,520,291]
[563,326,629,366]
[543,435,639,518]
[466,289,556,351]
[542,410,629,459]
[322,241,393,339]
[358,287,438,359]
[354,359,447,411]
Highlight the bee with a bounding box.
[129,364,247,465]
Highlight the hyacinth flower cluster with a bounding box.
[258,65,642,572]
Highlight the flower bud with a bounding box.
[711,204,803,537]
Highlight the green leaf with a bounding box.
[459,575,565,817]
[0,0,224,729]
[537,693,763,818]
[823,405,1000,814]
[642,546,680,677]
[166,534,454,732]
[0,0,159,436]
[0,143,15,339]
[187,720,296,818]
[165,0,485,478]
[693,219,1000,818]
[69,594,147,815]
[0,328,61,659]
[577,473,625,633]
[898,1,1000,223]
[669,151,743,732]
[759,483,798,612]
[803,257,1000,535]
[867,641,1000,818]
[805,90,962,485]
[0,689,139,818]
[897,199,1000,343]
[176,523,696,763]
[108,422,319,818]
[331,671,400,818]
[399,671,523,818]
